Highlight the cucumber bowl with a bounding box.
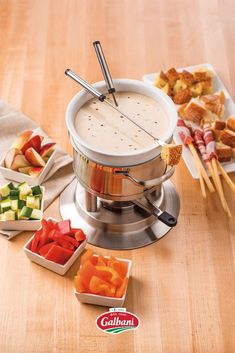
[0,182,44,231]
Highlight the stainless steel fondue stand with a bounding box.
[59,75,180,250]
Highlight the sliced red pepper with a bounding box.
[37,219,54,248]
[44,245,74,265]
[39,241,58,257]
[30,231,40,253]
[48,228,57,240]
[74,229,86,241]
[51,230,75,250]
[63,235,79,248]
[47,219,57,231]
[56,220,71,235]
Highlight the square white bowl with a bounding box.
[0,186,45,231]
[0,149,56,186]
[75,256,132,307]
[23,217,87,275]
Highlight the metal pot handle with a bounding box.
[115,165,175,188]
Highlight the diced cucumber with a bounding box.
[10,189,19,197]
[2,206,11,213]
[30,209,42,220]
[18,182,32,198]
[19,206,33,220]
[26,196,35,208]
[34,196,41,210]
[0,198,11,212]
[0,183,11,198]
[18,200,26,209]
[8,182,16,190]
[31,185,42,196]
[3,210,16,221]
[10,195,18,200]
[26,196,41,209]
[11,199,19,211]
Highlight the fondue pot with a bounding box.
[63,77,180,249]
[66,80,177,197]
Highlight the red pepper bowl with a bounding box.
[23,217,87,275]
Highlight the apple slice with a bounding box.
[25,148,46,167]
[40,143,56,159]
[28,167,43,177]
[18,167,32,175]
[11,130,33,150]
[21,135,42,153]
[11,155,31,171]
[4,148,22,169]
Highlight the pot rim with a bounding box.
[66,79,177,166]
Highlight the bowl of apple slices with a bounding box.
[0,129,56,185]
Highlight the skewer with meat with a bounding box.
[177,119,214,198]
[203,123,232,217]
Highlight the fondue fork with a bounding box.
[64,69,165,146]
[93,41,118,107]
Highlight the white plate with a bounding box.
[23,217,87,275]
[0,186,44,231]
[75,255,132,307]
[0,128,56,186]
[143,63,235,178]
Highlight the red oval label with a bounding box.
[96,310,140,334]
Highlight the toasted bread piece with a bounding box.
[220,129,235,148]
[216,142,232,162]
[201,91,224,104]
[193,67,214,78]
[173,79,187,95]
[232,148,235,159]
[180,70,195,86]
[173,88,192,105]
[201,110,219,126]
[161,82,172,96]
[211,121,225,141]
[204,102,224,117]
[200,92,225,117]
[166,68,179,86]
[212,128,221,141]
[178,103,188,119]
[219,91,226,104]
[193,71,212,82]
[226,116,235,132]
[154,71,168,89]
[190,82,203,97]
[161,144,182,166]
[184,101,207,124]
[212,121,226,130]
[200,78,213,94]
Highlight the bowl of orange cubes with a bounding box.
[74,250,132,307]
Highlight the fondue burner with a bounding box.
[59,179,180,250]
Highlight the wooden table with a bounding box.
[0,1,235,352]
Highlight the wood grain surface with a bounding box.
[0,1,235,352]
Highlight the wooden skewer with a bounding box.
[217,160,235,193]
[188,143,215,193]
[198,170,206,199]
[211,158,232,217]
[191,151,207,198]
[208,162,219,192]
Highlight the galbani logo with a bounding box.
[96,308,140,334]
